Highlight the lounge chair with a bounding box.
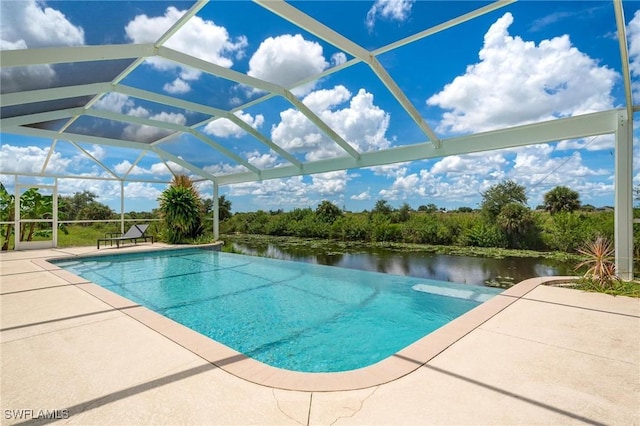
[97,224,154,249]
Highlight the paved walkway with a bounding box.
[1,246,638,425]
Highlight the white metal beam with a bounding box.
[254,0,440,146]
[151,147,219,182]
[3,125,152,151]
[84,108,263,176]
[155,0,209,47]
[190,132,262,177]
[614,111,634,281]
[0,83,111,107]
[159,47,361,160]
[115,84,228,117]
[69,141,120,180]
[282,91,361,159]
[614,0,634,120]
[368,57,441,146]
[0,43,156,67]
[1,108,83,128]
[0,170,171,184]
[159,46,284,94]
[113,85,302,168]
[373,1,516,56]
[215,110,620,185]
[225,114,303,169]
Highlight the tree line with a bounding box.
[220,181,639,255]
[2,178,637,254]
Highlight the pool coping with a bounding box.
[38,247,578,392]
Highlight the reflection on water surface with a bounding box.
[230,240,576,286]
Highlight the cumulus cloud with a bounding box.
[124,182,162,200]
[125,6,247,94]
[122,111,187,143]
[309,171,350,195]
[163,78,191,95]
[203,111,265,138]
[331,52,348,67]
[247,34,330,96]
[93,93,187,143]
[1,0,84,48]
[0,0,84,92]
[0,145,70,175]
[377,143,614,206]
[427,12,618,134]
[351,190,372,201]
[93,93,134,114]
[227,171,352,209]
[247,151,279,169]
[203,163,248,176]
[271,85,391,161]
[366,0,414,32]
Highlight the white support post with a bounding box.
[53,178,58,247]
[120,181,125,234]
[213,182,219,241]
[615,111,634,281]
[13,175,19,250]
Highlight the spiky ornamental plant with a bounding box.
[575,236,618,289]
[158,175,202,244]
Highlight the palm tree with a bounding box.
[543,186,581,214]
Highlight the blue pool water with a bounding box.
[53,248,502,372]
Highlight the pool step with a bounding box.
[411,284,494,303]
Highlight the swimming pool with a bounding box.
[53,247,502,372]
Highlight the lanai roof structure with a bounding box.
[0,0,636,279]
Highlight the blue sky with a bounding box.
[1,0,639,213]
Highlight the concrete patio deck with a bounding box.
[1,245,638,425]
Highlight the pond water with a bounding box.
[228,238,577,287]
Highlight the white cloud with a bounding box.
[367,163,410,178]
[228,171,352,209]
[203,111,265,138]
[125,6,247,93]
[366,0,414,31]
[0,0,84,92]
[113,159,190,177]
[163,78,191,94]
[431,152,508,176]
[427,12,618,134]
[124,182,162,200]
[71,145,107,165]
[351,191,371,201]
[58,178,120,201]
[0,145,70,175]
[203,163,248,176]
[379,168,428,200]
[331,52,347,67]
[1,0,84,48]
[247,34,329,96]
[309,171,350,195]
[247,151,279,169]
[114,160,139,175]
[122,111,187,143]
[377,142,613,206]
[555,134,614,152]
[271,86,391,161]
[93,93,134,114]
